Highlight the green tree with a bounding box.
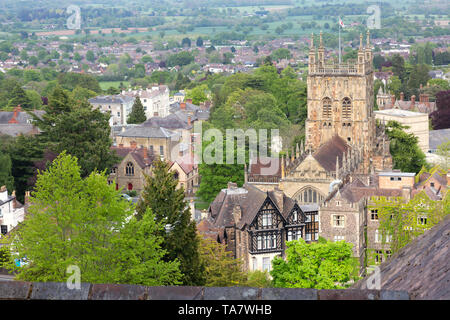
[6,135,44,203]
[385,121,427,173]
[199,237,247,287]
[127,97,147,124]
[34,87,118,177]
[388,76,403,99]
[436,141,450,171]
[0,153,181,285]
[8,84,32,109]
[270,48,291,61]
[196,36,204,47]
[246,270,272,288]
[86,50,95,63]
[186,84,208,105]
[136,160,205,286]
[141,55,154,64]
[74,52,82,62]
[271,238,359,289]
[0,152,14,193]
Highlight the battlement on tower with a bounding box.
[308,31,373,76]
[309,59,372,76]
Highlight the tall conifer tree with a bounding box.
[136,160,205,285]
[127,97,146,124]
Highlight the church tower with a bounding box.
[305,31,375,173]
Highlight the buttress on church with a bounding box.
[199,32,444,276]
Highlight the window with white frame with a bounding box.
[287,230,302,242]
[418,216,427,225]
[370,209,378,220]
[262,257,271,272]
[334,235,345,242]
[375,229,380,243]
[332,215,345,227]
[262,212,272,227]
[305,233,311,241]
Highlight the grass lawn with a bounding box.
[195,201,210,211]
[99,81,130,90]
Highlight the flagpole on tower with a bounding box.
[339,16,342,64]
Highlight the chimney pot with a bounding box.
[400,92,404,101]
[180,102,186,110]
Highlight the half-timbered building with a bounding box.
[202,182,318,272]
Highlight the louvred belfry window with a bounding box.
[342,97,352,119]
[322,97,332,119]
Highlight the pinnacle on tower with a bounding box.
[336,156,340,180]
[310,33,315,49]
[359,33,363,50]
[319,31,323,48]
[366,30,370,47]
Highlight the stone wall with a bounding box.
[0,281,410,300]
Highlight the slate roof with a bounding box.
[249,157,281,177]
[429,128,450,151]
[111,146,154,169]
[143,113,191,130]
[169,102,210,121]
[0,110,45,125]
[313,135,350,172]
[88,95,134,105]
[208,183,300,231]
[117,125,177,139]
[352,215,450,300]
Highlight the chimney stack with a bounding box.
[400,92,404,101]
[187,116,191,126]
[180,102,186,110]
[391,95,396,106]
[143,147,148,160]
[0,186,7,202]
[186,98,192,104]
[12,190,17,209]
[411,95,416,108]
[25,191,30,205]
[227,182,237,189]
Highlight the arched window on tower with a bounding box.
[296,187,324,205]
[125,162,134,176]
[322,97,332,119]
[342,97,352,119]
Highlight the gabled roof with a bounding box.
[249,157,281,177]
[313,135,350,172]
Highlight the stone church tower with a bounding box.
[305,31,376,174]
[247,31,391,206]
